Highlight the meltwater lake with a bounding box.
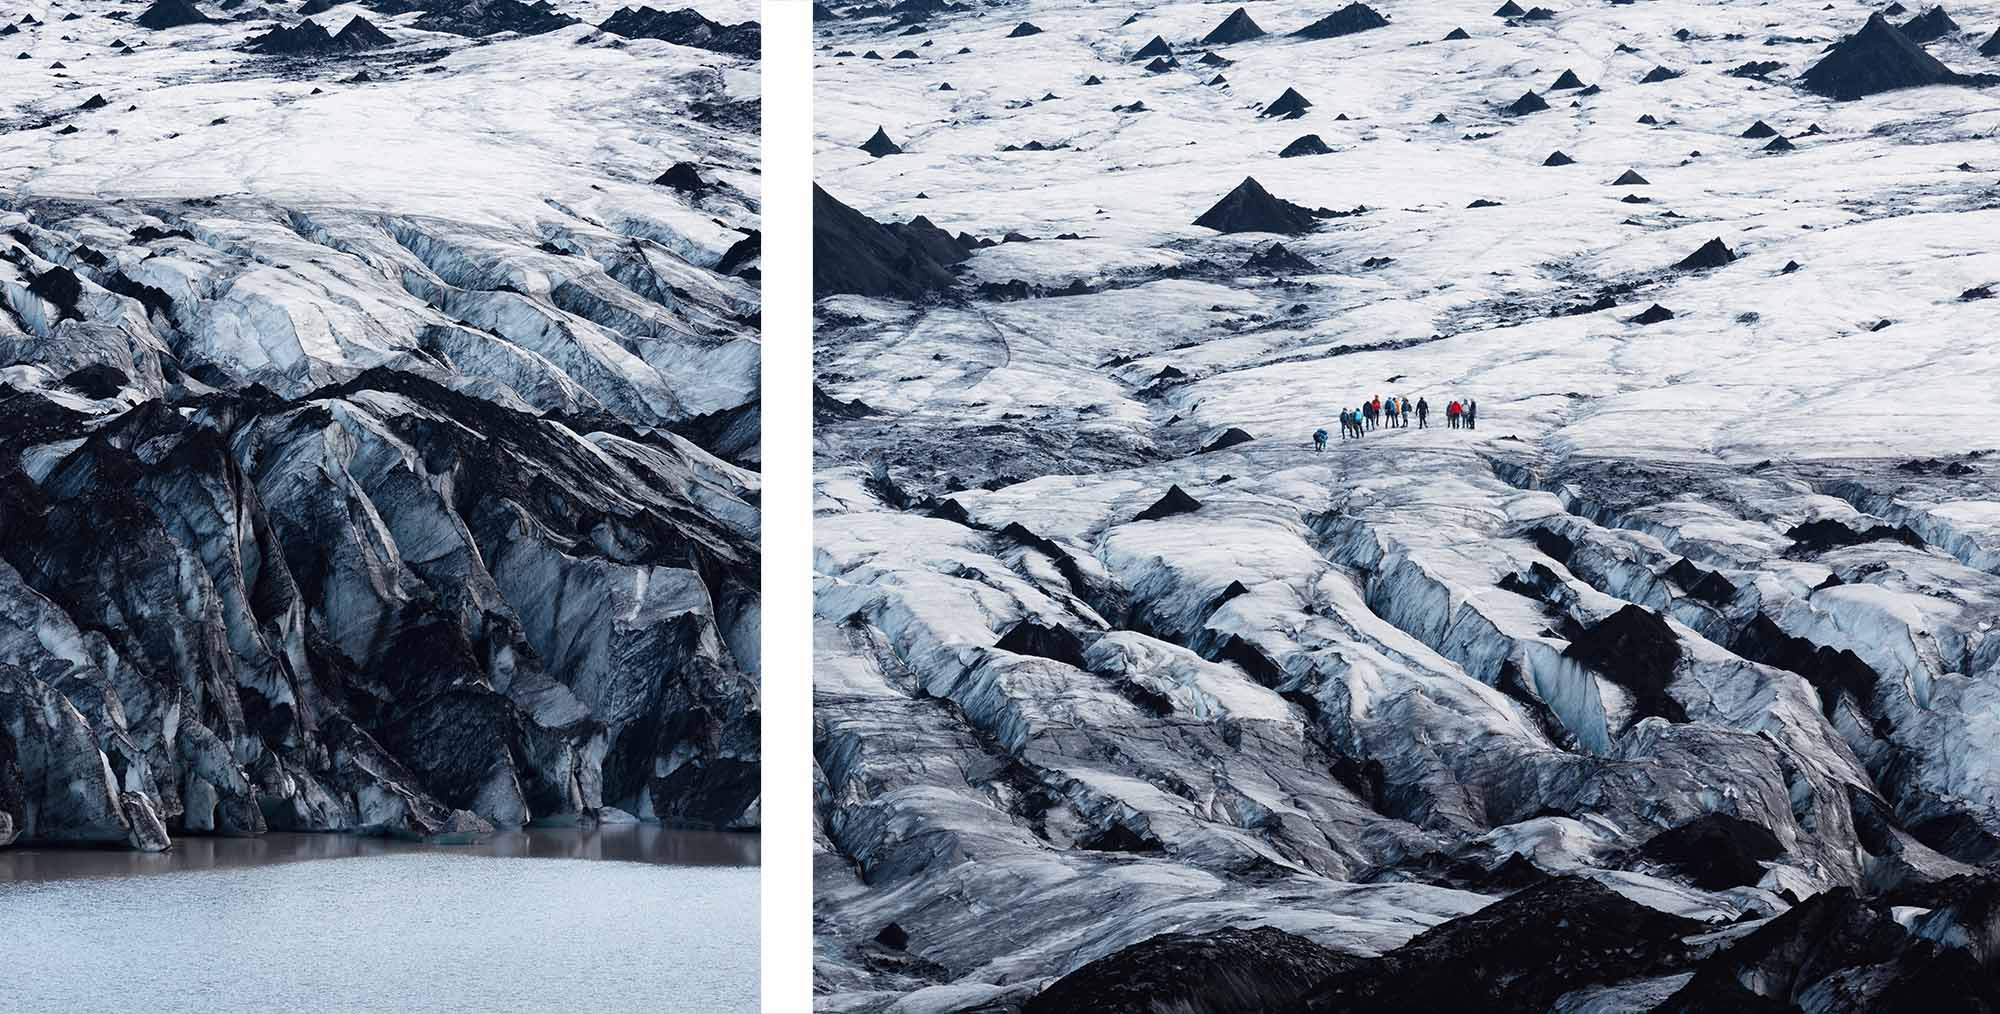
[0,826,759,1014]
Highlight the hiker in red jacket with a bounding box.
[1447,400,1462,429]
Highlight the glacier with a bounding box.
[813,0,2000,1009]
[0,0,760,851]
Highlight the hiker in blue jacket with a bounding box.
[1313,426,1328,451]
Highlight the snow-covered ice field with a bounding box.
[813,1,2000,1010]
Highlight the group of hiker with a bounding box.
[1313,395,1477,450]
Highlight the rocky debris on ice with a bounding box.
[1292,3,1387,40]
[1132,35,1173,61]
[653,161,710,191]
[1900,5,1960,43]
[1675,237,1738,270]
[859,125,902,156]
[1802,12,1972,98]
[1280,133,1332,157]
[1261,87,1312,118]
[1201,6,1264,45]
[597,6,760,58]
[1244,242,1318,275]
[245,16,392,54]
[1297,877,1704,1012]
[136,0,215,29]
[1193,177,1319,234]
[407,0,576,39]
[1132,483,1203,521]
[1635,813,1785,889]
[1200,426,1255,451]
[813,184,967,299]
[1025,927,1358,1014]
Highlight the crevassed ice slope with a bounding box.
[0,0,761,854]
[814,0,2000,1010]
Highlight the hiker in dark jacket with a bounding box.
[1415,397,1429,429]
[1314,427,1328,451]
[1465,398,1477,430]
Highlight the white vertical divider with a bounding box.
[759,1,814,1011]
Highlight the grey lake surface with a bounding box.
[0,827,759,1014]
